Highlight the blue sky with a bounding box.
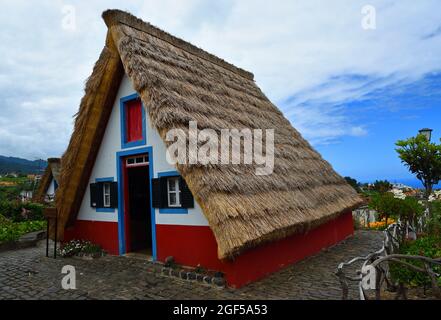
[314,73,441,186]
[0,0,440,186]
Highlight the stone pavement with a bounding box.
[0,230,383,300]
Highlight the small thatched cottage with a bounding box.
[34,158,61,203]
[55,9,361,287]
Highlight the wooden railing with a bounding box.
[336,223,441,300]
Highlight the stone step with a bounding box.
[18,230,46,242]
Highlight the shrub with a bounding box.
[372,180,392,194]
[0,214,12,226]
[369,194,424,235]
[345,176,361,193]
[0,200,21,221]
[58,240,105,258]
[0,217,46,243]
[0,201,44,222]
[22,202,44,221]
[390,235,441,288]
[369,193,400,224]
[367,218,395,231]
[427,201,441,236]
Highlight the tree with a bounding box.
[344,176,361,193]
[372,180,392,194]
[427,200,441,235]
[369,192,398,225]
[396,134,441,235]
[396,134,441,198]
[398,197,424,230]
[369,193,424,241]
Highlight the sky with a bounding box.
[0,0,440,186]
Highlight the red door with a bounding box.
[122,154,151,254]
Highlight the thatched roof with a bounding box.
[34,158,61,203]
[55,9,362,259]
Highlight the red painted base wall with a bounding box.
[156,211,354,288]
[64,212,353,288]
[64,220,119,255]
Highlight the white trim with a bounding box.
[125,155,149,167]
[103,182,111,208]
[167,177,181,207]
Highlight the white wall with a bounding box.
[77,75,209,226]
[46,179,55,196]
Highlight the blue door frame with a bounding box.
[116,146,156,260]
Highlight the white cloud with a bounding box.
[351,126,368,137]
[0,0,440,158]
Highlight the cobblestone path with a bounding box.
[0,230,383,300]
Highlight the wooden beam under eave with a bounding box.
[58,40,124,237]
[65,56,124,229]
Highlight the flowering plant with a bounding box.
[58,239,105,257]
[368,218,396,230]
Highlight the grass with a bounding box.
[0,176,29,184]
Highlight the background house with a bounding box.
[33,158,61,203]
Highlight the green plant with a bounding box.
[369,194,424,225]
[396,134,441,198]
[22,202,44,221]
[390,235,441,288]
[427,201,441,235]
[194,264,207,274]
[345,176,361,193]
[0,217,46,243]
[58,240,105,257]
[369,193,399,225]
[81,243,102,255]
[372,180,392,194]
[0,200,21,220]
[0,201,44,222]
[398,197,424,228]
[0,214,12,226]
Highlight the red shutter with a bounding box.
[125,99,143,142]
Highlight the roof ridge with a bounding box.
[102,9,254,81]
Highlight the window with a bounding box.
[90,179,117,211]
[151,172,194,213]
[120,94,146,149]
[126,155,149,167]
[103,183,111,208]
[167,177,181,207]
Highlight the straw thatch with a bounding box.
[33,158,61,203]
[56,9,362,259]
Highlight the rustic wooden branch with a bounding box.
[370,254,441,269]
[375,266,382,300]
[336,222,441,300]
[424,263,441,299]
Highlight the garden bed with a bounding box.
[0,215,46,252]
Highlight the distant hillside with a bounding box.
[0,156,47,174]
